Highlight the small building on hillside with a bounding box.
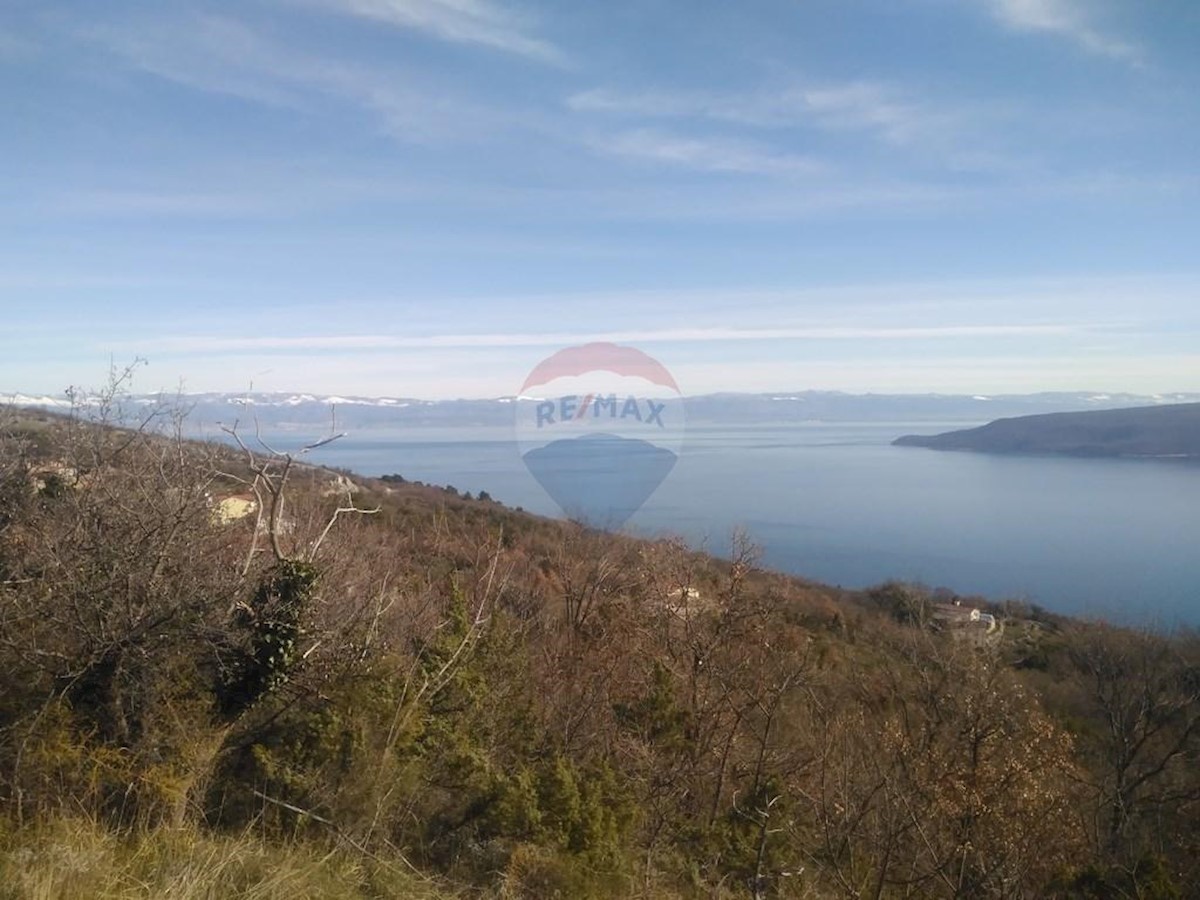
[931,600,1001,641]
[664,586,707,619]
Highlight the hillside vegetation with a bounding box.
[1,388,1199,898]
[895,402,1200,458]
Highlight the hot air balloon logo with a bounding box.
[515,343,685,527]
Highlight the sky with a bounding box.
[2,0,1199,399]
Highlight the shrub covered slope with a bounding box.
[1,399,1198,899]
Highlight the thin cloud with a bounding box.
[589,129,825,177]
[671,353,1200,396]
[567,81,1018,175]
[800,83,929,145]
[985,0,1142,63]
[121,323,1083,355]
[569,81,943,148]
[81,15,306,108]
[80,13,541,143]
[299,0,564,63]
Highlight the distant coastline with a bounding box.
[894,402,1200,459]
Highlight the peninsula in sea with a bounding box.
[894,402,1200,458]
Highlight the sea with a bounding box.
[281,422,1200,625]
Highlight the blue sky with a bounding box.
[2,0,1198,399]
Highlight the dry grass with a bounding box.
[0,817,457,900]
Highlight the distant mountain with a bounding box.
[894,402,1200,458]
[6,389,1200,431]
[678,391,1200,425]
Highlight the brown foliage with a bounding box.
[1,386,1198,898]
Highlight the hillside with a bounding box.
[894,401,1200,458]
[2,399,1200,898]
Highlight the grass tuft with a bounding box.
[0,817,457,899]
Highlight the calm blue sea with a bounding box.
[281,423,1200,624]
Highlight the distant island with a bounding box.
[894,402,1200,458]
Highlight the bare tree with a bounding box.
[1066,625,1200,864]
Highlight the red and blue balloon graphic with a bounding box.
[515,343,685,527]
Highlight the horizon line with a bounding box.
[7,387,1200,407]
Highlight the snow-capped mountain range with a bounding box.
[6,389,1200,429]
